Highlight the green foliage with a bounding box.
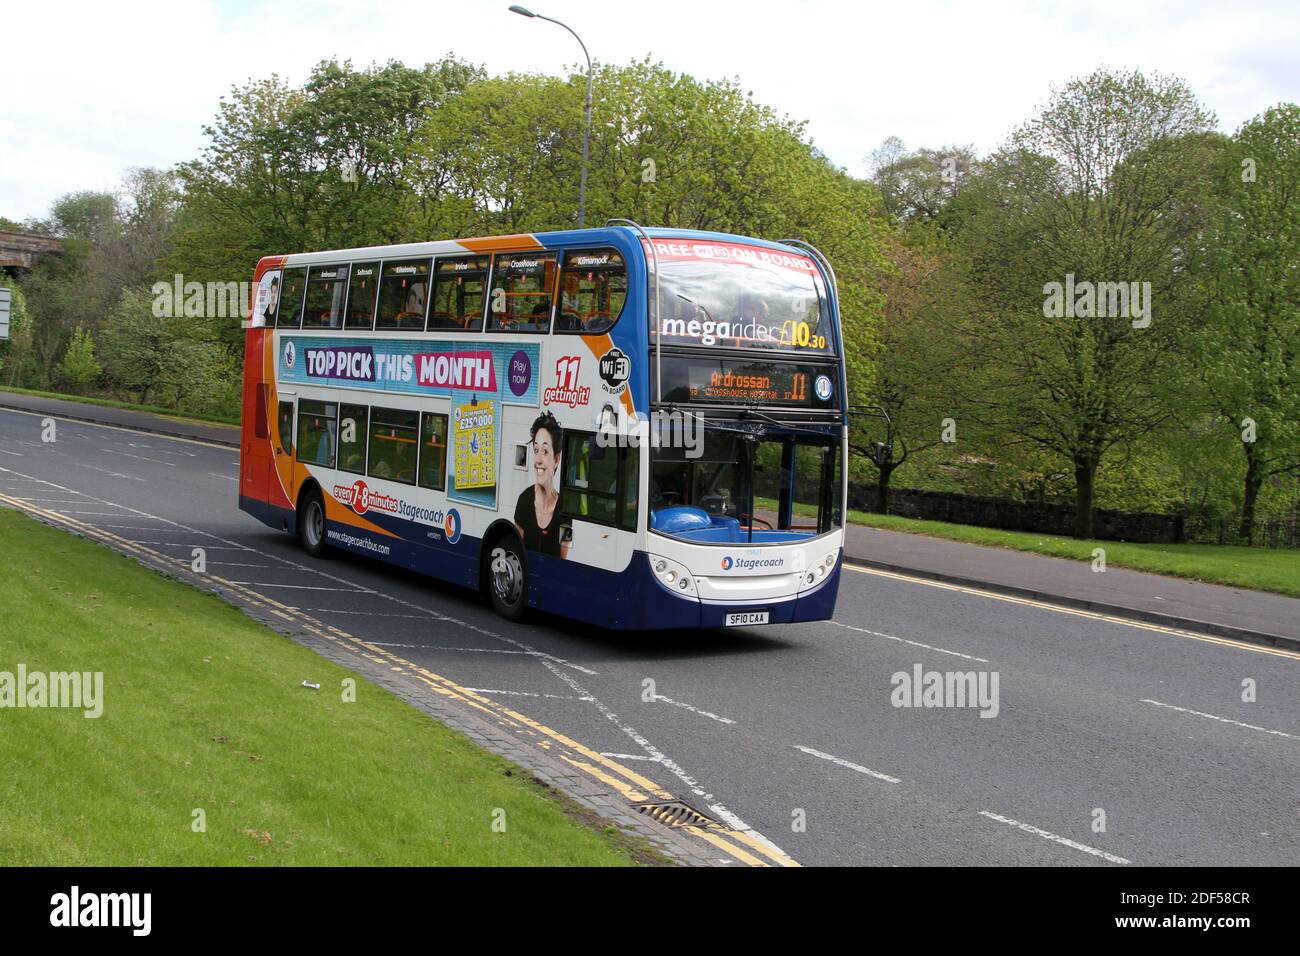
[947,70,1220,536]
[56,325,101,392]
[99,288,231,413]
[1185,103,1300,536]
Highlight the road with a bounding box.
[2,406,1297,866]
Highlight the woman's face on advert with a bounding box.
[533,429,557,485]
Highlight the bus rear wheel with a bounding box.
[488,534,527,622]
[299,488,328,559]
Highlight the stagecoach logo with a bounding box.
[332,479,398,517]
[814,374,833,401]
[720,554,786,571]
[282,340,295,370]
[598,347,630,394]
[443,508,462,544]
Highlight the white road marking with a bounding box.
[52,510,131,516]
[103,448,174,466]
[652,694,736,725]
[70,461,144,481]
[979,810,1131,864]
[363,642,598,675]
[600,752,663,762]
[226,581,363,591]
[831,620,990,663]
[102,524,175,532]
[291,607,431,620]
[208,473,238,482]
[464,687,589,702]
[0,448,23,456]
[1141,699,1300,741]
[11,497,87,504]
[793,745,901,783]
[131,542,251,550]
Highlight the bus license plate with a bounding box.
[725,610,769,626]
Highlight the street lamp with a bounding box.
[509,4,593,228]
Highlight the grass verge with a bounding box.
[0,386,239,427]
[0,507,647,866]
[846,509,1300,598]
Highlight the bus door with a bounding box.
[558,433,635,574]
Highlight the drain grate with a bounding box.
[634,800,723,830]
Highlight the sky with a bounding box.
[2,0,1297,222]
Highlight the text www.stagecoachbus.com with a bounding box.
[326,528,391,556]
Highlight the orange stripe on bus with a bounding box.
[458,234,544,253]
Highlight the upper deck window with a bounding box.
[429,255,489,331]
[344,262,379,330]
[555,248,626,334]
[650,239,833,354]
[303,265,348,330]
[273,267,307,329]
[487,252,557,333]
[375,258,432,331]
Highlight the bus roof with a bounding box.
[270,226,819,269]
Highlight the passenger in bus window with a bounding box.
[514,411,570,559]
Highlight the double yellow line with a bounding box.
[0,492,797,868]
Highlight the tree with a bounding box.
[99,288,230,410]
[1189,103,1300,539]
[56,326,101,392]
[854,227,967,511]
[951,69,1219,537]
[868,138,979,224]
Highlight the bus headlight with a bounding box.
[650,555,697,596]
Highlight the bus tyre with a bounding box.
[488,535,527,622]
[299,488,328,559]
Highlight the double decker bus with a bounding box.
[238,222,847,628]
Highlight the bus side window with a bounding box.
[375,259,432,331]
[345,263,379,330]
[559,432,625,526]
[556,248,627,334]
[337,404,368,474]
[429,256,488,331]
[275,268,306,328]
[367,407,418,484]
[303,265,348,330]
[417,412,449,490]
[296,400,338,468]
[487,252,557,332]
[277,400,295,457]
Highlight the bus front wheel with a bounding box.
[299,488,328,559]
[488,535,527,622]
